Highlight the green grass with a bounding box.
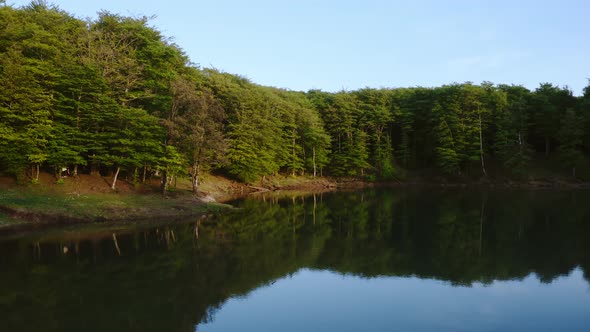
[0,188,229,224]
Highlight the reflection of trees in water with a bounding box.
[0,189,589,331]
[315,189,590,286]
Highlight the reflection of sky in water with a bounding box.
[198,268,590,332]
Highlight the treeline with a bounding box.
[308,82,589,180]
[1,2,590,192]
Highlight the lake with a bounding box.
[1,188,589,331]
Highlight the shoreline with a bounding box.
[1,173,589,234]
[335,179,590,190]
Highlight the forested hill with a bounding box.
[1,2,590,192]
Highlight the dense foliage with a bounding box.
[1,2,589,189]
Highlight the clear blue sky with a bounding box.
[8,0,590,95]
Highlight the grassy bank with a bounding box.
[0,171,335,228]
[0,187,229,228]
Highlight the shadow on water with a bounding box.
[1,188,590,331]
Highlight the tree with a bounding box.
[206,70,290,183]
[355,88,396,179]
[433,103,460,175]
[580,81,590,154]
[460,83,490,176]
[169,76,226,194]
[0,45,53,182]
[97,104,163,190]
[557,109,583,177]
[274,90,330,177]
[159,145,185,193]
[495,85,533,177]
[396,104,414,169]
[299,113,331,177]
[530,83,576,157]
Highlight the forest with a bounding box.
[1,2,590,193]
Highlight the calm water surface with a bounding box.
[1,189,589,331]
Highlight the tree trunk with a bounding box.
[192,164,200,194]
[292,133,296,177]
[573,167,576,178]
[90,154,99,176]
[142,164,147,183]
[518,132,523,156]
[479,114,487,177]
[545,136,550,157]
[35,164,40,182]
[111,166,120,190]
[312,147,317,177]
[73,164,78,177]
[160,170,168,194]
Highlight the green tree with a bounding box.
[0,44,53,181]
[433,103,460,175]
[98,104,163,190]
[495,85,533,177]
[531,83,576,157]
[169,76,226,193]
[580,81,590,154]
[206,70,294,182]
[159,145,185,192]
[460,83,490,176]
[557,109,583,177]
[276,90,330,177]
[355,88,396,179]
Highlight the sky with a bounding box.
[7,0,590,95]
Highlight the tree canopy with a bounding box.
[1,2,589,187]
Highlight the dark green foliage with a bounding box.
[166,75,226,192]
[530,83,577,157]
[580,81,590,154]
[494,85,533,178]
[0,23,54,180]
[433,103,460,175]
[205,71,288,182]
[557,109,584,177]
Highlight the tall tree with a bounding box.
[495,85,533,177]
[206,70,288,182]
[530,83,576,157]
[433,103,460,175]
[169,76,226,193]
[0,34,53,181]
[580,81,590,154]
[557,109,583,177]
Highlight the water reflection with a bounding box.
[200,268,590,332]
[0,189,589,331]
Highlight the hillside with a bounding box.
[0,2,589,195]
